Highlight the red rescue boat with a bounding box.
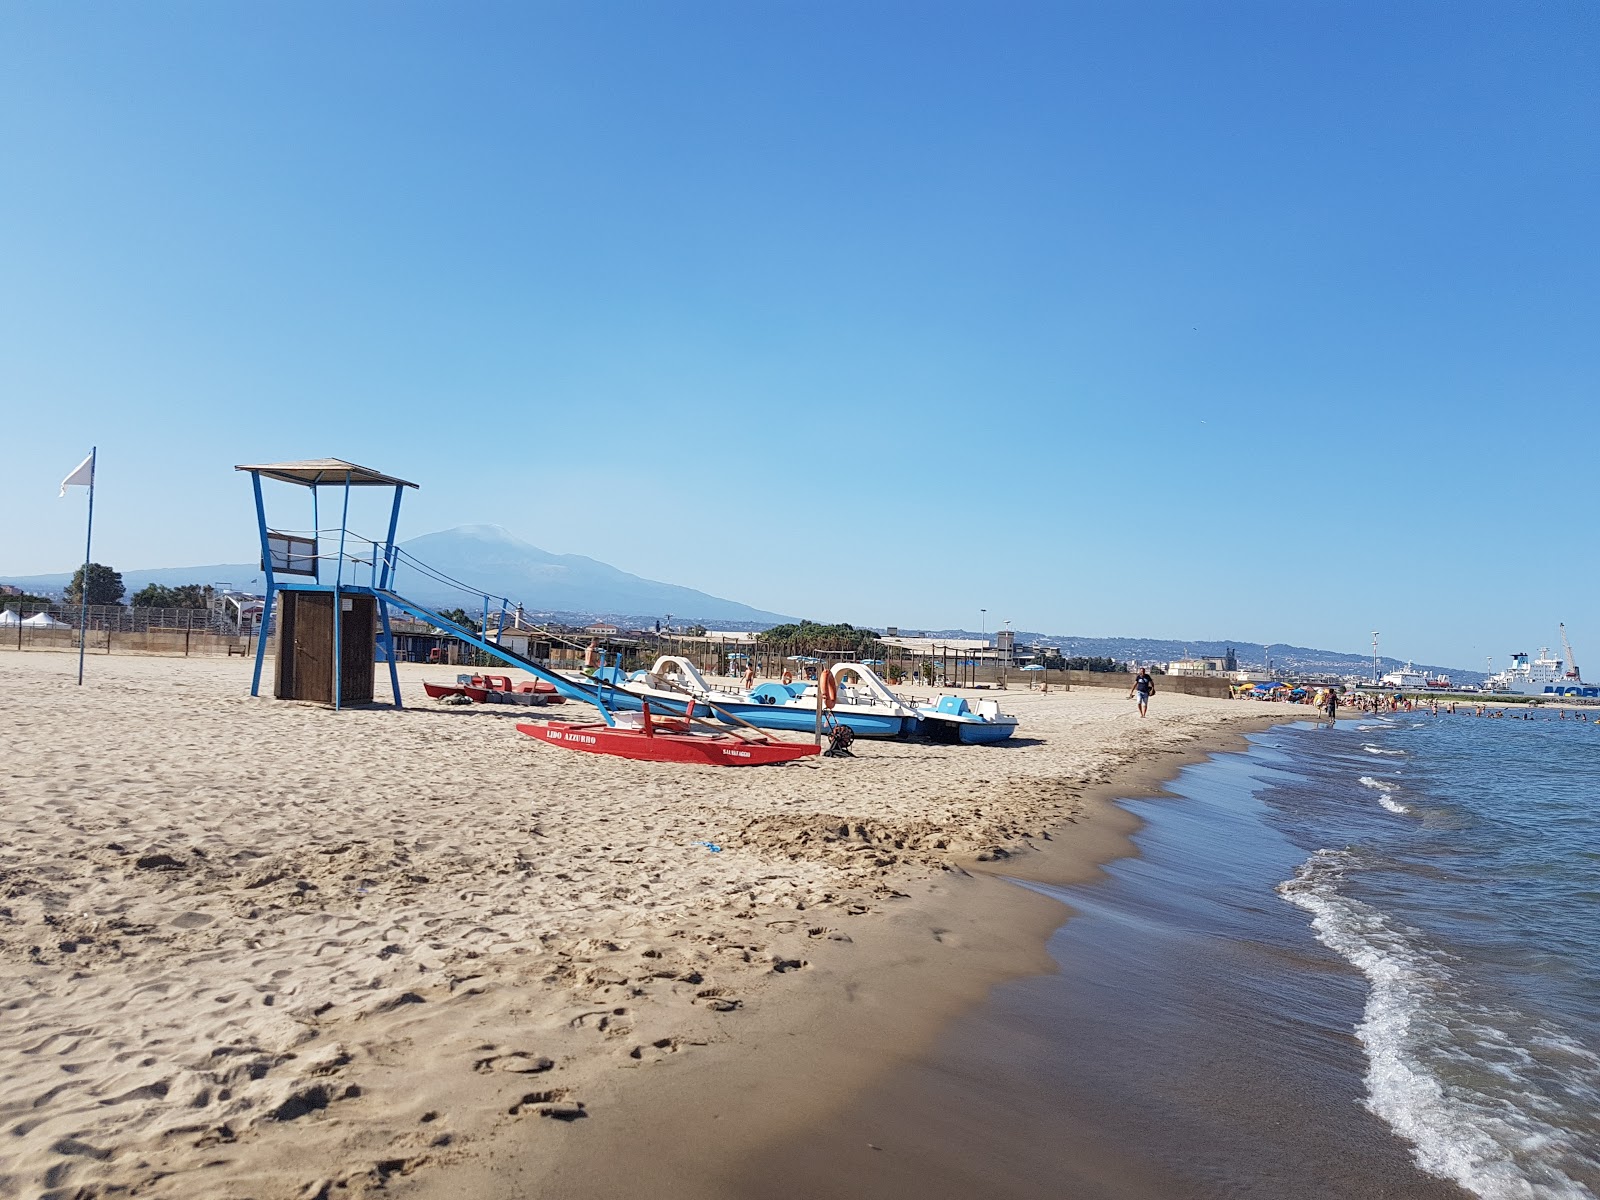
[516,704,818,767]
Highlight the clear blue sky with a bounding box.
[3,2,1595,669]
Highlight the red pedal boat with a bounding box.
[472,674,566,706]
[516,707,818,767]
[424,680,489,703]
[424,675,565,706]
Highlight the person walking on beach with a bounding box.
[1324,688,1339,722]
[1130,667,1155,717]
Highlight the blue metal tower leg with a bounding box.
[249,470,276,698]
[333,473,351,711]
[379,484,403,591]
[252,585,275,697]
[379,599,402,708]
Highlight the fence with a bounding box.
[0,604,259,657]
[0,625,258,657]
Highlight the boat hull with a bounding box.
[919,715,1019,744]
[954,720,1019,744]
[517,721,819,766]
[424,681,488,703]
[707,702,917,738]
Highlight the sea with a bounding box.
[1271,712,1600,1197]
[749,713,1600,1199]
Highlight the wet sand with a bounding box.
[725,728,1471,1200]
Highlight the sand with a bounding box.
[0,652,1289,1198]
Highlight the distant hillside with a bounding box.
[899,629,1481,683]
[0,524,792,628]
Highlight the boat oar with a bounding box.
[684,698,779,744]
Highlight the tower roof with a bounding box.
[234,459,417,488]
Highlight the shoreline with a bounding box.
[402,715,1295,1199]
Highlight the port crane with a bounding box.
[1560,622,1581,681]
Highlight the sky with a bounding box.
[2,2,1596,670]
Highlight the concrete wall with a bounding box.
[1062,669,1235,699]
[0,629,255,657]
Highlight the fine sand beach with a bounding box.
[1,652,1286,1198]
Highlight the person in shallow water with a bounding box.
[1130,667,1155,717]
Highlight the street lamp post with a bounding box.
[1372,632,1380,684]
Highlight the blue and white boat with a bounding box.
[735,663,921,738]
[917,695,1020,744]
[583,657,920,739]
[577,657,738,719]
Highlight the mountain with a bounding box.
[0,525,791,628]
[388,526,790,626]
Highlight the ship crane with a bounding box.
[1560,623,1581,681]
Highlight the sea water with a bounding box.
[1275,713,1600,1198]
[737,715,1600,1200]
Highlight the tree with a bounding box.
[757,620,882,654]
[0,591,55,609]
[131,583,215,609]
[67,563,124,606]
[435,608,480,632]
[1041,653,1126,673]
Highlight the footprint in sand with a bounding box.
[508,1088,585,1120]
[627,1036,700,1064]
[472,1051,554,1075]
[694,987,742,1012]
[569,1008,631,1035]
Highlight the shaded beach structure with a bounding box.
[236,458,417,709]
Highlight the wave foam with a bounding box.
[1357,776,1411,814]
[1279,851,1599,1199]
[1363,744,1407,757]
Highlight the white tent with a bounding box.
[21,611,69,627]
[0,610,20,626]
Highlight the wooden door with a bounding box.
[276,591,334,703]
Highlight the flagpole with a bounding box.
[77,447,96,686]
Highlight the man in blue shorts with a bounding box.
[1130,667,1155,717]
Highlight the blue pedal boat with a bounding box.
[917,695,1020,744]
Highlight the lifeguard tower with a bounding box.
[236,459,416,709]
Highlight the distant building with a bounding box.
[584,623,620,635]
[996,628,1016,667]
[1167,652,1232,677]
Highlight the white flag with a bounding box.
[60,453,94,497]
